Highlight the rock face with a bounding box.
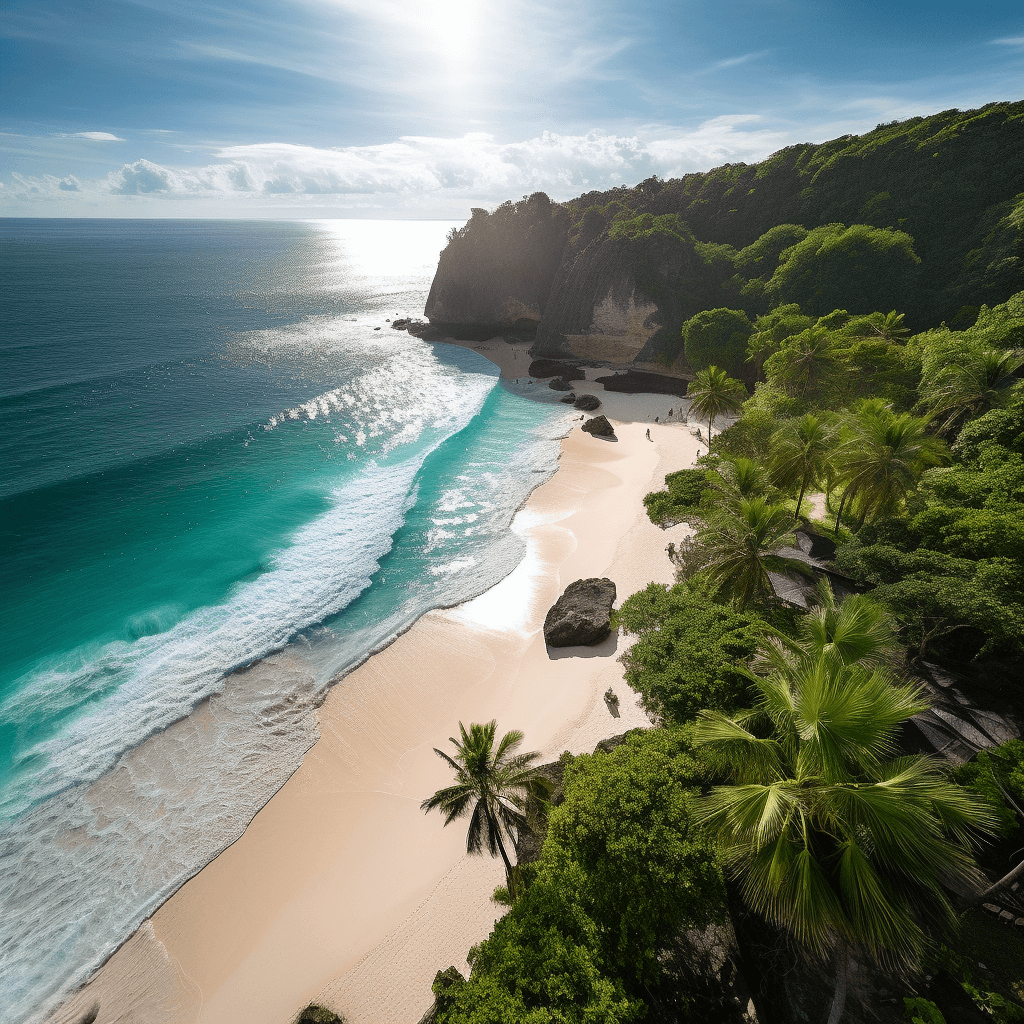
[581,415,615,438]
[543,578,616,647]
[574,393,601,411]
[423,194,568,336]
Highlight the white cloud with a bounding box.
[710,51,770,71]
[990,36,1024,46]
[73,131,125,141]
[1,119,795,214]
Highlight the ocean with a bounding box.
[0,218,570,1023]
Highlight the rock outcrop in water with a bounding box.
[543,578,617,647]
[422,103,1024,369]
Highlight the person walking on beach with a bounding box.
[646,428,651,441]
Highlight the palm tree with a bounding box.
[770,413,837,520]
[920,347,1023,436]
[695,496,813,610]
[837,402,946,528]
[776,326,837,400]
[421,721,548,898]
[694,609,997,1023]
[687,365,747,443]
[707,456,769,512]
[848,310,911,343]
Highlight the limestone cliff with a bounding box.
[422,102,1024,365]
[423,193,568,337]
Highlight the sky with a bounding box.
[2,0,1022,219]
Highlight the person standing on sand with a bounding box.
[646,428,651,441]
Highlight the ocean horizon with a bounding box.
[0,218,571,1023]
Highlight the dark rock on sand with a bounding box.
[528,359,583,381]
[543,578,616,647]
[559,393,577,404]
[548,376,572,391]
[574,394,601,411]
[581,414,615,438]
[594,370,690,397]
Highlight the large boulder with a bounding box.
[543,578,616,647]
[548,376,572,391]
[581,414,615,438]
[574,393,601,411]
[528,358,583,380]
[559,392,577,404]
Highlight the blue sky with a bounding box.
[2,0,1022,217]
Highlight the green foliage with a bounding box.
[295,1006,346,1024]
[918,331,1024,436]
[616,581,765,724]
[434,731,725,1023]
[545,729,725,984]
[710,404,780,463]
[682,307,753,377]
[607,211,691,243]
[687,365,748,439]
[833,543,1024,658]
[765,223,921,317]
[955,384,1024,458]
[695,601,998,970]
[954,739,1024,836]
[837,403,947,525]
[769,412,838,517]
[421,721,549,892]
[734,224,809,279]
[683,496,810,610]
[643,467,708,525]
[763,324,838,403]
[904,996,946,1023]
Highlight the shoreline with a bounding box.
[48,341,701,1024]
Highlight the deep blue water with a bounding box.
[0,218,568,1022]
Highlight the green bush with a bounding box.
[643,467,708,525]
[765,223,921,317]
[616,582,764,724]
[682,307,753,377]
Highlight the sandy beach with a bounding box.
[49,345,701,1024]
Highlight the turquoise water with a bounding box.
[0,219,569,1022]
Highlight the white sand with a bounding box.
[49,354,701,1024]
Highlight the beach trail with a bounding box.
[49,381,700,1024]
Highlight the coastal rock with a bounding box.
[528,358,583,381]
[559,393,577,404]
[548,376,572,391]
[574,393,601,411]
[581,414,616,438]
[543,578,616,647]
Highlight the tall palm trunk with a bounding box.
[833,489,849,538]
[486,805,517,896]
[795,478,807,521]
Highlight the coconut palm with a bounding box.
[687,365,747,443]
[848,310,911,343]
[770,413,837,520]
[707,456,770,512]
[695,496,813,610]
[421,721,548,898]
[920,347,1023,436]
[836,402,946,528]
[775,326,837,400]
[694,613,997,1023]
